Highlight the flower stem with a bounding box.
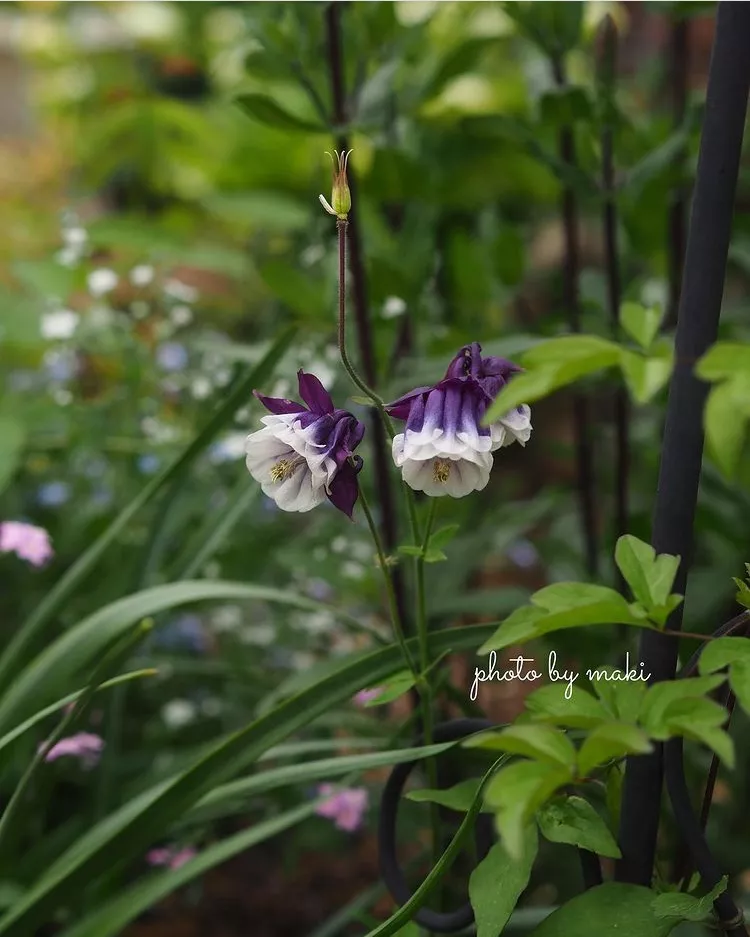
[357,486,418,678]
[415,497,441,883]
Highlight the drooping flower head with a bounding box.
[315,784,369,832]
[385,342,531,498]
[0,522,53,567]
[245,370,365,517]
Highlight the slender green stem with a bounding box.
[357,488,418,677]
[415,498,441,883]
[335,213,438,920]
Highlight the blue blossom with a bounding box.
[137,454,161,475]
[156,342,189,372]
[37,481,71,507]
[153,615,210,654]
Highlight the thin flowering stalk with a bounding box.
[552,53,599,579]
[600,16,630,594]
[415,498,441,864]
[324,0,412,655]
[357,487,418,678]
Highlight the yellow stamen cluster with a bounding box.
[433,459,451,483]
[269,457,302,483]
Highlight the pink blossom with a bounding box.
[41,732,104,768]
[315,784,369,832]
[0,522,53,567]
[147,846,197,870]
[353,687,383,706]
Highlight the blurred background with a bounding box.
[1,2,750,935]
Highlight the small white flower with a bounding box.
[190,376,212,400]
[41,309,79,340]
[87,269,118,297]
[170,304,193,326]
[55,247,80,268]
[162,699,197,729]
[130,264,155,287]
[62,227,87,249]
[382,296,407,319]
[164,278,198,303]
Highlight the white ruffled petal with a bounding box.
[400,452,492,498]
[494,405,532,448]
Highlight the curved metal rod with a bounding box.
[663,611,750,936]
[378,718,605,933]
[378,718,495,933]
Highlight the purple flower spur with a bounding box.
[245,370,365,517]
[385,342,531,498]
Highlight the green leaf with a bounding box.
[234,94,325,133]
[638,676,725,735]
[727,658,750,717]
[0,624,497,937]
[407,778,484,814]
[619,302,664,350]
[397,545,424,558]
[537,795,621,859]
[528,883,679,937]
[190,742,455,827]
[0,417,25,496]
[525,684,609,729]
[698,637,750,675]
[480,583,650,653]
[364,671,415,707]
[0,581,374,736]
[485,761,572,859]
[695,341,750,381]
[614,535,681,615]
[703,376,750,478]
[577,723,652,776]
[589,671,649,724]
[428,524,460,552]
[652,876,728,922]
[657,697,734,767]
[469,828,538,937]
[465,724,576,771]
[619,347,674,405]
[424,549,448,564]
[0,327,297,691]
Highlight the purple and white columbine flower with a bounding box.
[385,342,531,498]
[245,370,365,517]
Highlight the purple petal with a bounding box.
[444,343,483,379]
[253,390,305,415]
[297,370,334,414]
[328,459,361,518]
[384,386,432,421]
[481,355,523,379]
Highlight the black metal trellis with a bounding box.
[617,0,750,893]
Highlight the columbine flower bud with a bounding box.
[319,149,352,219]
